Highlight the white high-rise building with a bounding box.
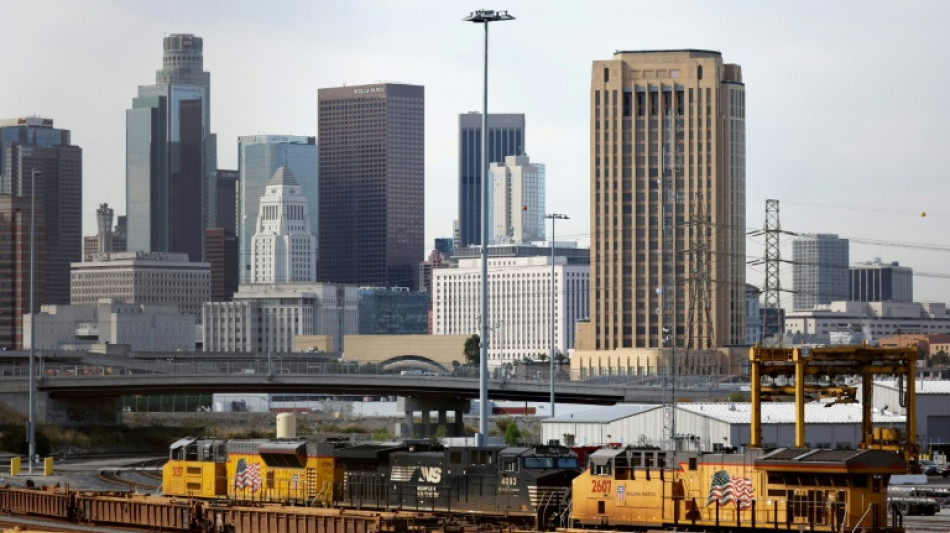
[433,254,589,367]
[237,135,317,282]
[489,154,545,244]
[250,166,316,283]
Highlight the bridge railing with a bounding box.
[0,356,747,393]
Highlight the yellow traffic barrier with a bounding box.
[43,457,53,476]
[10,456,20,476]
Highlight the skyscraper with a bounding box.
[83,205,126,260]
[0,196,44,349]
[458,113,525,247]
[489,154,545,244]
[216,169,238,233]
[237,135,317,282]
[126,33,215,261]
[250,166,316,283]
[205,227,238,302]
[792,234,849,310]
[583,50,746,351]
[318,83,424,289]
[850,259,913,303]
[0,117,82,305]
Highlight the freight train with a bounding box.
[160,435,911,533]
[162,437,580,529]
[0,440,911,533]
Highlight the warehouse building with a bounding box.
[541,402,905,451]
[872,380,950,451]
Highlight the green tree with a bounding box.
[433,425,448,440]
[932,349,950,366]
[464,334,480,366]
[555,352,569,371]
[537,352,548,362]
[504,421,522,445]
[0,424,51,457]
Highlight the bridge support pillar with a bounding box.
[398,397,470,438]
[46,395,122,427]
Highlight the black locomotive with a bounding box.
[335,440,581,529]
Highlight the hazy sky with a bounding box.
[4,0,950,306]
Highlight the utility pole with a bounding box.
[686,192,713,354]
[748,199,795,346]
[660,102,682,449]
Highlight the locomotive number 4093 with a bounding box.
[591,479,611,493]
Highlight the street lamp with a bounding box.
[463,8,514,445]
[546,213,568,417]
[28,168,39,474]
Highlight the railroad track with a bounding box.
[97,459,165,492]
[0,514,160,533]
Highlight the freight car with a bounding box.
[0,484,421,533]
[336,441,580,529]
[162,437,338,505]
[571,445,907,533]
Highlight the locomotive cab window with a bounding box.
[503,460,518,472]
[557,456,579,469]
[524,456,556,469]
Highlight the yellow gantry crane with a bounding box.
[749,343,918,473]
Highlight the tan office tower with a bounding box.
[581,49,745,356]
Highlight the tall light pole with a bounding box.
[546,213,568,417]
[464,8,514,445]
[28,168,39,474]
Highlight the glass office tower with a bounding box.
[0,117,82,305]
[318,83,424,290]
[126,33,215,261]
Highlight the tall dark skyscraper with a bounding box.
[0,196,44,349]
[126,33,215,261]
[0,117,81,305]
[215,169,238,234]
[457,113,524,247]
[317,83,424,289]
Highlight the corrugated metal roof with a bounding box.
[876,379,950,395]
[677,402,905,425]
[757,448,906,472]
[545,403,661,423]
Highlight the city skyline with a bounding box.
[4,1,950,307]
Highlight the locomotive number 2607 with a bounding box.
[591,479,612,493]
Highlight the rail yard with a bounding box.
[0,345,944,533]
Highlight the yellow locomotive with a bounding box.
[571,445,906,532]
[162,437,338,505]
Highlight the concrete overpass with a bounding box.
[0,355,740,426]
